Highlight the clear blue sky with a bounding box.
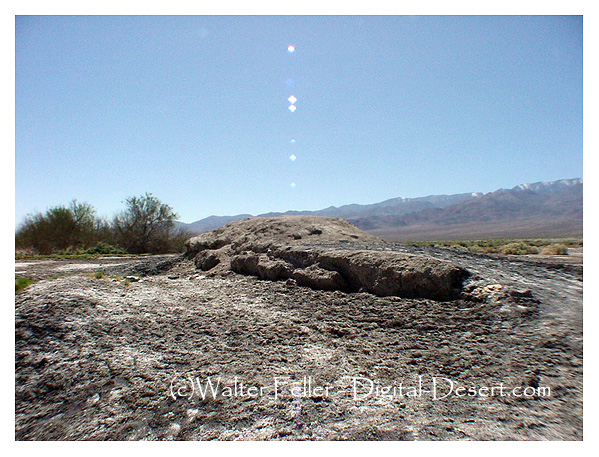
[15,15,583,224]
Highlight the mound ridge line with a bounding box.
[185,216,472,301]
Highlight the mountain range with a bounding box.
[177,178,583,241]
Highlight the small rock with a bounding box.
[509,288,533,298]
[523,369,541,388]
[86,393,100,406]
[278,428,293,436]
[194,251,221,271]
[165,423,181,440]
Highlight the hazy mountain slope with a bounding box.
[177,214,253,234]
[352,179,582,240]
[181,179,582,240]
[260,192,474,219]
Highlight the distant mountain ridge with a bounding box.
[177,178,582,240]
[180,214,253,234]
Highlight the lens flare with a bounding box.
[286,45,298,188]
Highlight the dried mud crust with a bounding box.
[14,255,182,281]
[15,246,582,441]
[185,217,474,301]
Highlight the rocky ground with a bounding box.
[15,219,582,441]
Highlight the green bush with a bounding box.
[15,200,98,254]
[501,242,539,255]
[53,246,84,256]
[94,271,105,279]
[84,242,128,256]
[468,245,498,254]
[16,194,190,256]
[113,193,179,254]
[540,244,569,255]
[399,238,581,255]
[15,277,35,293]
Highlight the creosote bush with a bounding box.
[540,244,569,255]
[500,242,539,255]
[410,239,581,255]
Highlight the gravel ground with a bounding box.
[15,246,582,440]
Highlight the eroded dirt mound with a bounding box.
[230,247,470,301]
[184,216,469,301]
[185,216,381,255]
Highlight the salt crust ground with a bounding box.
[15,241,582,440]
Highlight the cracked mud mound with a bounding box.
[185,216,470,301]
[185,216,381,254]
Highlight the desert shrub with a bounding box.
[406,239,579,256]
[53,246,88,256]
[17,194,190,256]
[94,271,104,279]
[540,244,569,255]
[501,242,539,255]
[112,193,180,254]
[164,228,194,253]
[15,277,35,293]
[16,200,99,254]
[84,242,128,256]
[468,245,497,254]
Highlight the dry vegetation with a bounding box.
[411,239,580,256]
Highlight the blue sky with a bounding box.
[15,15,583,224]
